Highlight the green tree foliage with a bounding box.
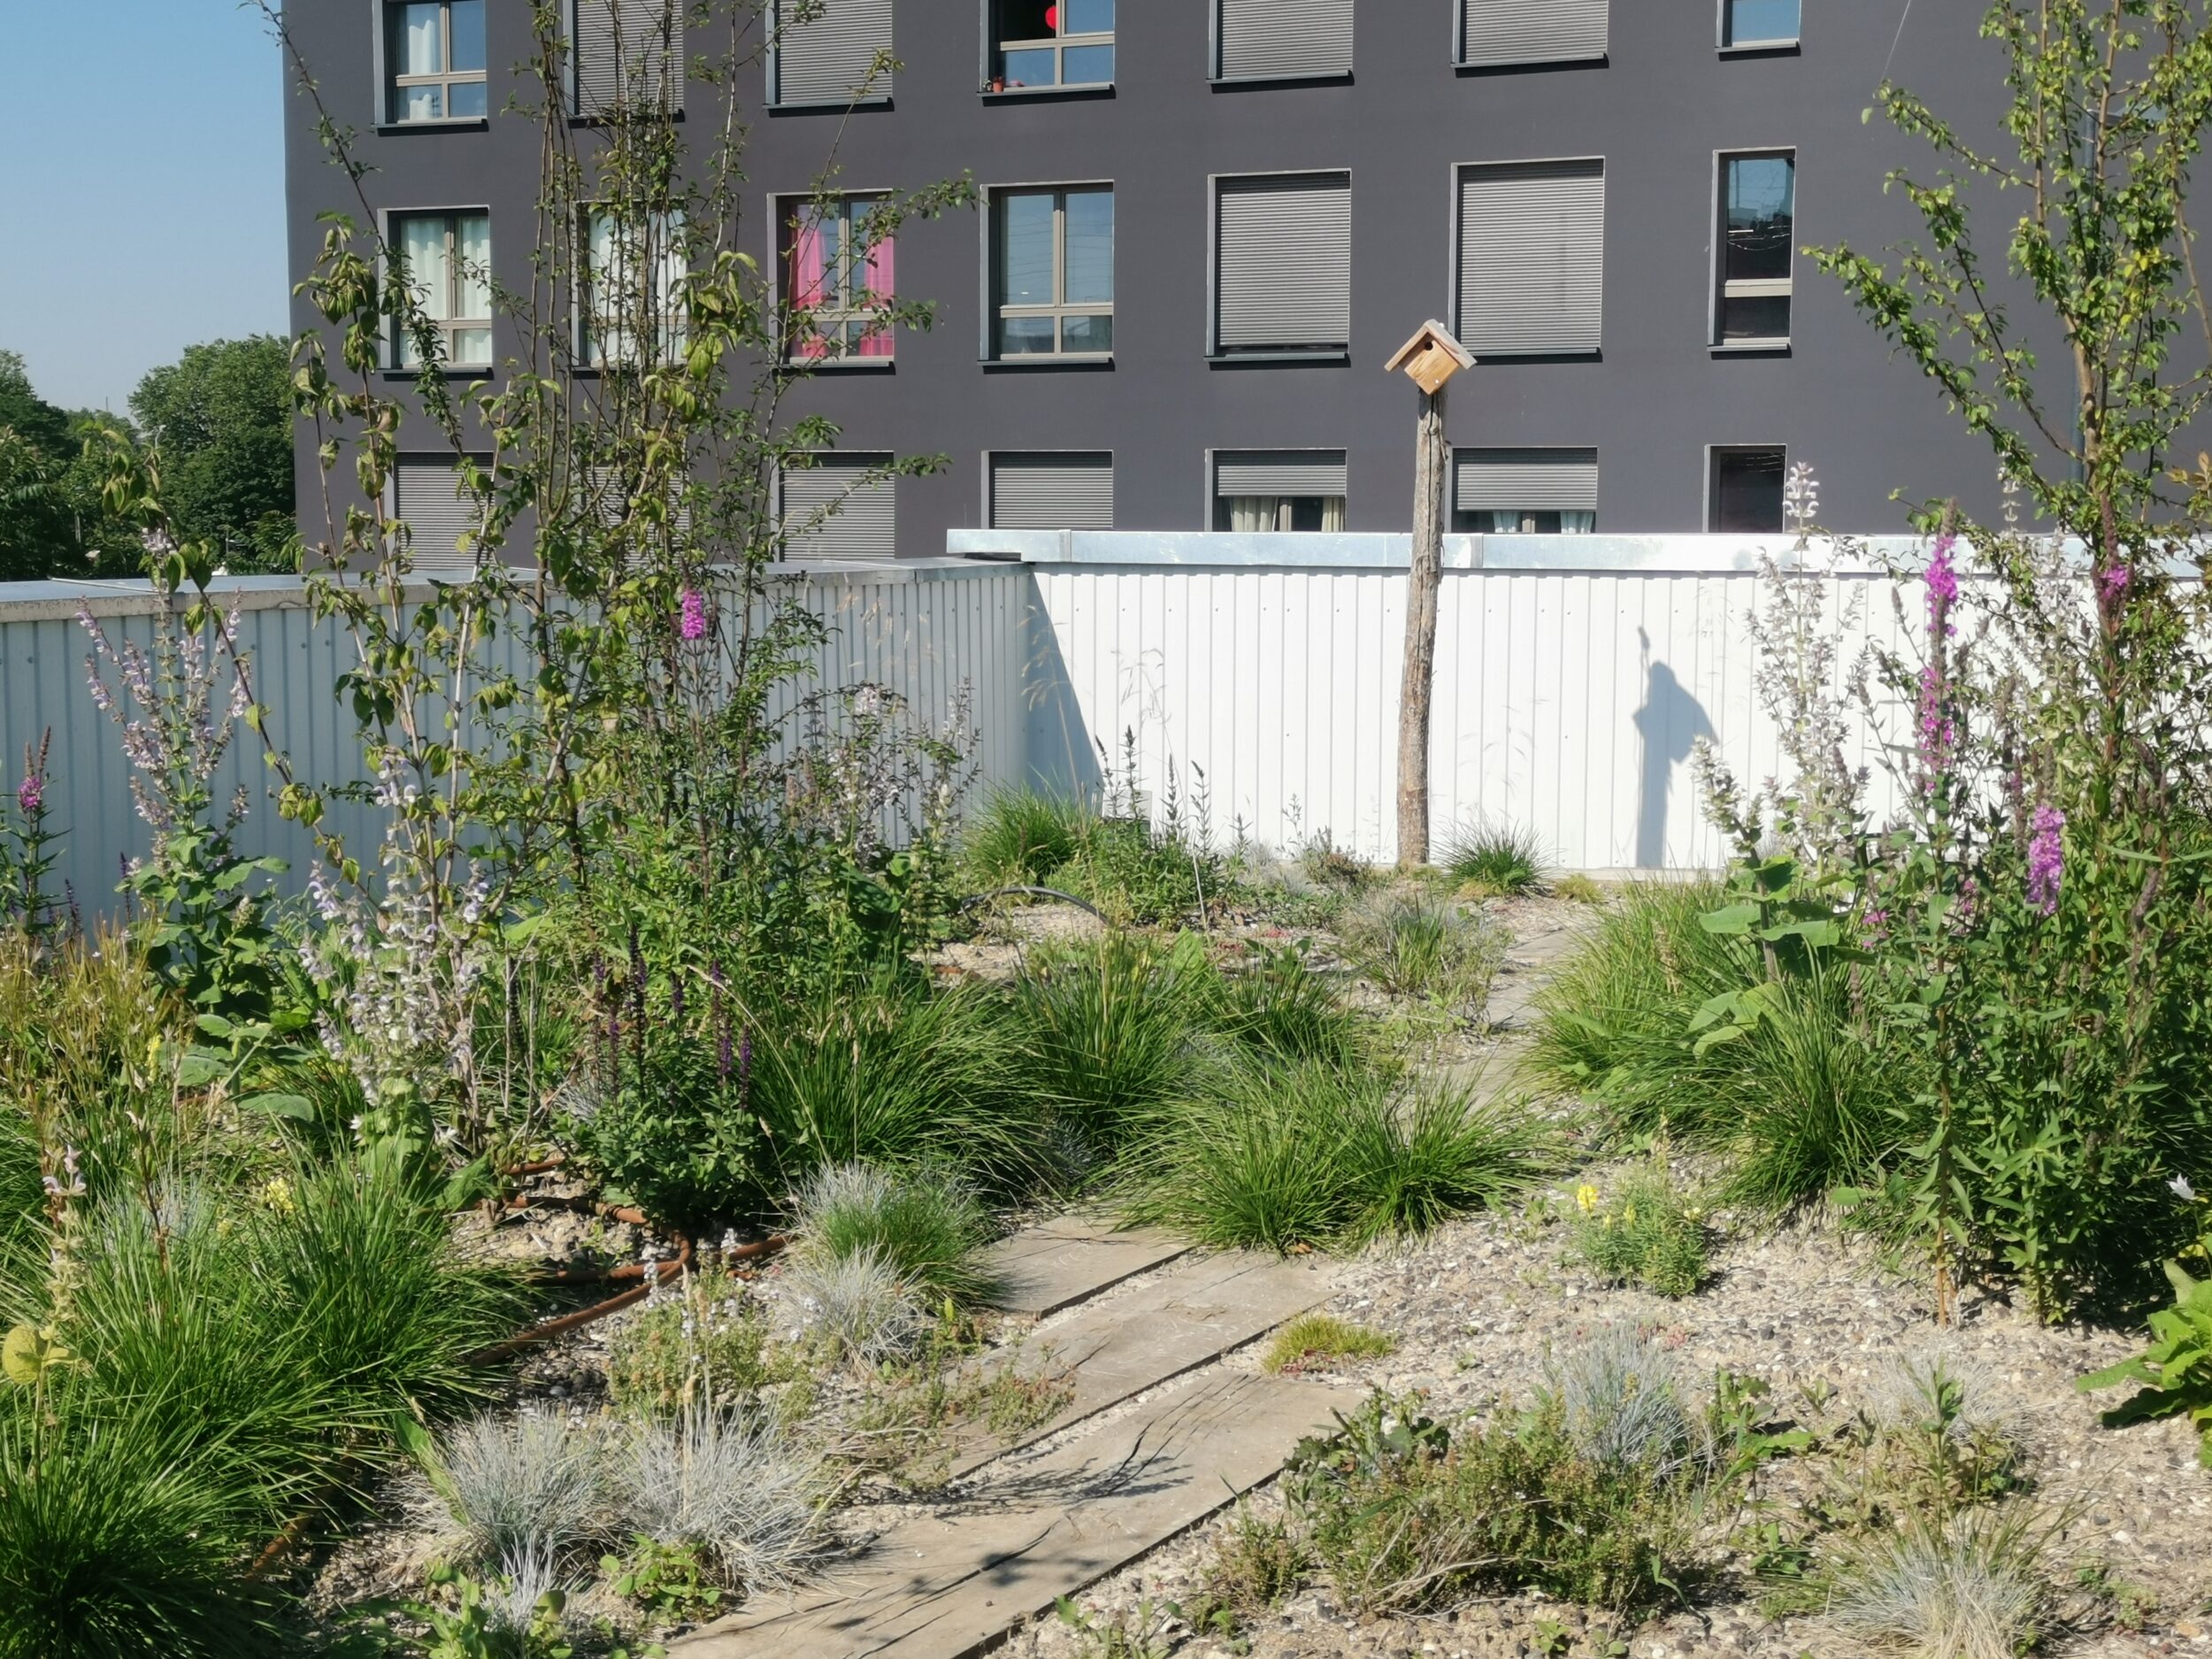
[128,337,298,574]
[0,351,134,581]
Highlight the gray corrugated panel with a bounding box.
[574,0,686,113]
[1457,159,1606,357]
[1455,448,1600,511]
[1218,0,1354,80]
[773,0,893,105]
[1216,173,1352,352]
[1215,450,1348,495]
[1460,0,1608,65]
[990,453,1114,529]
[781,455,896,559]
[395,456,485,578]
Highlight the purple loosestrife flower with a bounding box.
[2100,562,2131,599]
[679,588,709,641]
[2026,803,2066,916]
[16,774,41,818]
[1925,533,1960,623]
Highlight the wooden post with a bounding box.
[1384,322,1472,870]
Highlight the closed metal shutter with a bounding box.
[1460,0,1608,66]
[990,453,1114,529]
[1217,0,1354,81]
[780,455,895,560]
[1215,450,1348,497]
[772,0,893,106]
[574,0,685,114]
[394,456,485,578]
[1457,159,1605,357]
[1216,173,1352,353]
[1455,448,1599,511]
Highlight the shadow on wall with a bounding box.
[1020,598,1106,803]
[1630,631,1715,870]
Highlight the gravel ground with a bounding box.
[995,1190,2212,1659]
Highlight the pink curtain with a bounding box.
[788,217,828,358]
[858,234,895,357]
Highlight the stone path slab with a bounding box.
[674,1371,1363,1659]
[979,1218,1193,1318]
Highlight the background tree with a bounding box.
[0,349,139,580]
[128,336,299,573]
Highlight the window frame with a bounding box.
[1711,148,1797,349]
[381,0,488,127]
[1210,0,1355,84]
[385,208,495,373]
[986,184,1116,363]
[985,449,1116,530]
[1454,0,1610,71]
[1706,443,1790,533]
[1207,449,1349,533]
[1451,446,1600,534]
[983,0,1115,93]
[1717,0,1801,52]
[1207,168,1355,360]
[777,193,895,366]
[579,205,689,369]
[765,0,894,110]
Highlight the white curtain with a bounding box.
[453,214,492,364]
[396,218,449,367]
[402,4,442,73]
[1560,511,1595,534]
[1320,496,1346,533]
[1227,495,1275,533]
[1482,511,1519,534]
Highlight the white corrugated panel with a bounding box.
[1217,0,1354,80]
[773,0,893,105]
[394,456,485,578]
[1455,449,1599,511]
[780,455,895,559]
[990,454,1114,529]
[574,0,685,114]
[1460,0,1608,66]
[1457,159,1606,357]
[1215,451,1347,496]
[1216,173,1352,352]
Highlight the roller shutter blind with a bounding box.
[772,0,893,106]
[1457,159,1605,357]
[990,453,1114,529]
[1459,0,1608,66]
[573,0,685,114]
[780,455,895,560]
[394,456,486,578]
[1215,173,1351,353]
[1215,451,1347,497]
[1455,448,1598,511]
[1217,0,1354,81]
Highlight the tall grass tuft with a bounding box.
[1211,942,1363,1071]
[961,787,1090,887]
[1338,889,1505,1016]
[787,1163,998,1307]
[1443,821,1547,895]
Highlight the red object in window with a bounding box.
[1045,4,1058,29]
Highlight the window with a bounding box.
[573,0,684,114]
[1709,446,1786,531]
[990,0,1114,90]
[1212,173,1351,357]
[392,455,489,577]
[1453,449,1597,534]
[1213,451,1347,532]
[386,1,486,123]
[1215,0,1353,81]
[582,210,687,366]
[993,187,1114,358]
[1722,0,1800,48]
[1455,160,1605,357]
[1716,151,1795,343]
[391,212,492,369]
[785,196,895,361]
[1458,0,1608,68]
[771,0,894,106]
[989,452,1113,528]
[780,455,896,560]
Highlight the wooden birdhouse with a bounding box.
[1386,321,1474,396]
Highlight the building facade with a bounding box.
[286,1,2010,561]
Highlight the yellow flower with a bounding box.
[260,1176,297,1217]
[1575,1183,1601,1214]
[1622,1203,1638,1226]
[1601,1214,1615,1232]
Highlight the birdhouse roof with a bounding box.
[1385,321,1474,373]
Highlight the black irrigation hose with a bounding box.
[956,886,1110,924]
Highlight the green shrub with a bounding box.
[2079,1260,2212,1467]
[961,788,1089,887]
[1443,822,1546,895]
[1262,1314,1394,1374]
[1338,889,1505,1015]
[1569,1163,1711,1297]
[788,1163,999,1307]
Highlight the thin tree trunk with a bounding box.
[1397,384,1448,868]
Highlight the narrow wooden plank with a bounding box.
[674,1372,1363,1659]
[979,1221,1194,1319]
[949,1252,1339,1479]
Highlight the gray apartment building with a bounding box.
[285,2,2009,561]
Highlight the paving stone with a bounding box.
[980,1219,1194,1319]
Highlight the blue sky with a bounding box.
[0,2,288,415]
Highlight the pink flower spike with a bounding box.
[679,588,709,641]
[2026,802,2066,916]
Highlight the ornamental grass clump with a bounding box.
[1441,820,1547,896]
[618,1407,829,1596]
[431,1413,614,1568]
[961,787,1090,888]
[1819,1511,2052,1659]
[787,1162,1000,1309]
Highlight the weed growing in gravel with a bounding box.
[1443,821,1547,897]
[846,1324,1074,1487]
[1195,1501,1310,1615]
[603,1534,726,1629]
[788,1163,999,1308]
[1554,872,1605,905]
[1053,1595,1178,1659]
[1569,1164,1711,1297]
[1858,1348,2024,1512]
[606,1267,782,1417]
[1262,1314,1395,1374]
[1338,889,1505,1017]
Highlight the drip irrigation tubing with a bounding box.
[955,886,1109,923]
